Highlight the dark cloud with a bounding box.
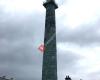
[0,7,44,80]
[57,21,100,45]
[58,50,81,71]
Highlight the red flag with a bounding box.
[38,44,45,53]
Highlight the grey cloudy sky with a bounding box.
[0,0,100,80]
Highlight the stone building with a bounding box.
[0,76,13,80]
[65,76,72,80]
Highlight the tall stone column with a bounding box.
[42,0,58,80]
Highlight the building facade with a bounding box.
[0,76,13,80]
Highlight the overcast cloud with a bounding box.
[0,0,100,80]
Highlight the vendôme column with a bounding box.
[42,0,58,80]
